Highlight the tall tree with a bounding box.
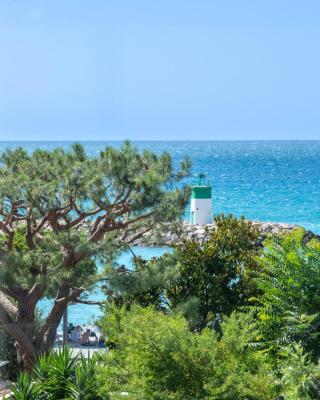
[0,142,190,369]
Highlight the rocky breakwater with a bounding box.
[139,221,319,247]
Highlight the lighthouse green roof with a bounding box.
[191,186,212,199]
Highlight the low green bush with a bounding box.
[97,305,279,399]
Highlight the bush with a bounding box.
[279,344,320,400]
[207,312,278,399]
[168,214,260,330]
[253,228,320,361]
[97,306,278,399]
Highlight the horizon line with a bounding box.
[1,139,320,142]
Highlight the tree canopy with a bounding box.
[104,214,260,329]
[0,141,190,368]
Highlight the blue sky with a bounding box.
[1,0,320,141]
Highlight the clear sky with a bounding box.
[1,0,320,141]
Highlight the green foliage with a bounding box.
[97,306,278,400]
[0,141,189,294]
[253,228,320,360]
[34,347,81,399]
[0,140,190,294]
[68,357,103,400]
[11,372,38,400]
[0,141,190,368]
[206,312,278,400]
[169,214,260,329]
[98,305,214,399]
[105,214,260,330]
[11,347,104,400]
[279,344,320,400]
[103,250,178,311]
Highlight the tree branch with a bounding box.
[0,300,36,360]
[33,216,49,236]
[34,284,84,349]
[74,299,104,306]
[127,226,154,244]
[0,291,17,318]
[0,221,14,250]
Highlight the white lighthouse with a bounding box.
[190,174,212,225]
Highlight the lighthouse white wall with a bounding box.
[190,198,212,225]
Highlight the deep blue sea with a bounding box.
[2,141,319,324]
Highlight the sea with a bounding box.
[1,140,320,324]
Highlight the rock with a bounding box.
[134,220,316,247]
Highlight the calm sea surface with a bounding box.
[1,141,319,324]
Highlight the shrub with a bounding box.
[253,228,320,360]
[97,306,278,399]
[279,344,320,400]
[11,372,38,400]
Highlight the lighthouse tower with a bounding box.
[190,174,212,225]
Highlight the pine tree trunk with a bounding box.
[0,284,74,371]
[0,318,38,372]
[15,340,37,372]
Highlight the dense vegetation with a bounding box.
[4,144,320,399]
[97,306,278,400]
[0,142,190,369]
[12,216,320,399]
[104,214,259,330]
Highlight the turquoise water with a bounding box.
[2,140,320,324]
[39,247,170,326]
[1,140,319,232]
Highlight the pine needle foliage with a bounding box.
[0,141,190,368]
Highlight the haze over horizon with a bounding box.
[1,0,320,141]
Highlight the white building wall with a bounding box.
[190,198,212,225]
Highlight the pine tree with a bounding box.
[0,141,190,369]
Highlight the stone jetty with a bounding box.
[138,221,318,247]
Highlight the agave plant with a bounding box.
[69,356,104,400]
[11,347,105,400]
[35,347,80,399]
[11,372,38,400]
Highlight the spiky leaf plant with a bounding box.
[11,372,38,400]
